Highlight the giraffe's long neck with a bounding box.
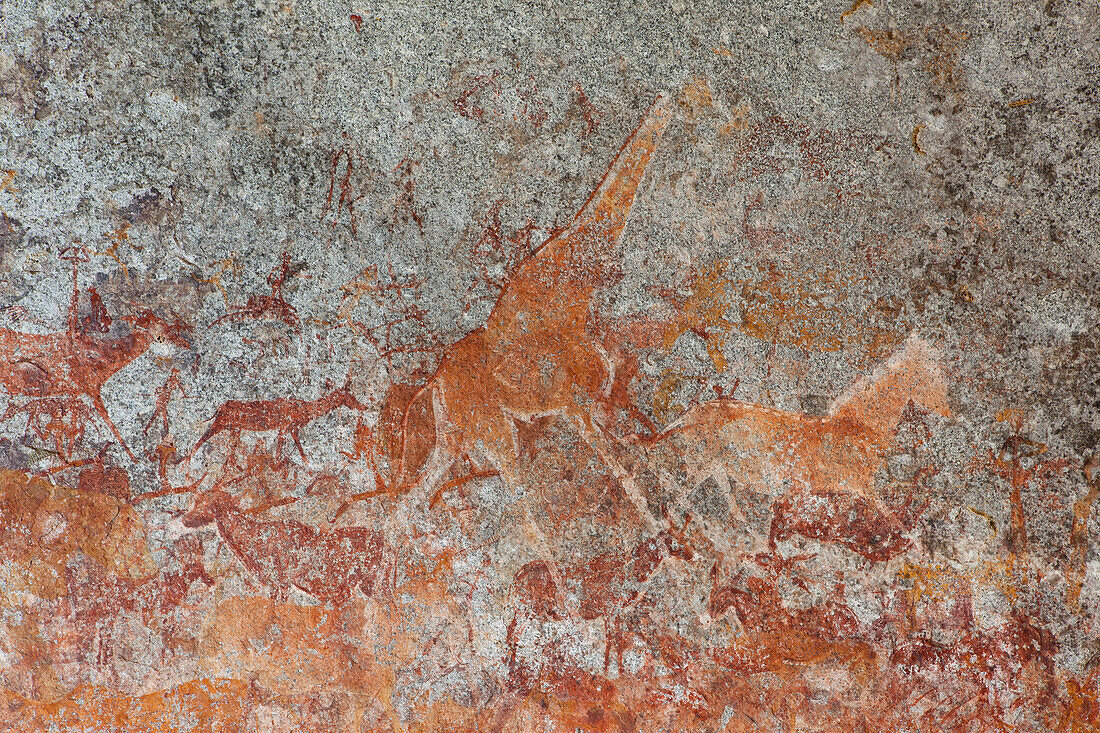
[487,97,672,329]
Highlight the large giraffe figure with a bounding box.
[377,96,672,528]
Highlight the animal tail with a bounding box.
[828,334,950,439]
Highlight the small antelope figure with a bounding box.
[211,250,301,331]
[768,486,928,562]
[190,380,368,461]
[706,554,874,683]
[182,488,388,605]
[0,305,191,460]
[512,520,694,675]
[1,396,89,458]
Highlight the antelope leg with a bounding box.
[88,392,136,460]
[576,408,658,531]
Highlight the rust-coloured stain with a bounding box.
[0,75,1095,732]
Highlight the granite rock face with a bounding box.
[1,0,1098,730]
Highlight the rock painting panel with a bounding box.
[1,4,1097,730]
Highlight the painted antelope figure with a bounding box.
[189,379,368,461]
[646,334,950,516]
[0,305,191,460]
[768,484,930,562]
[705,553,876,684]
[1,396,90,459]
[181,488,389,605]
[61,538,215,675]
[376,97,672,526]
[211,250,300,331]
[510,520,694,675]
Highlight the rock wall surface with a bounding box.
[1,0,1099,730]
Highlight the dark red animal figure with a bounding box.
[64,544,214,628]
[212,251,300,331]
[768,486,928,562]
[884,609,1058,728]
[706,554,856,634]
[181,489,388,605]
[705,553,874,682]
[62,538,215,674]
[512,521,694,674]
[189,380,367,461]
[0,307,191,459]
